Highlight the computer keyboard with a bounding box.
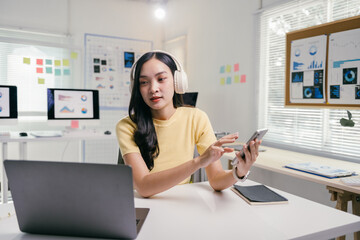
[340,177,360,186]
[30,131,63,137]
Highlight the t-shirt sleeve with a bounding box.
[194,109,217,155]
[116,117,141,157]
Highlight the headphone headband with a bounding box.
[129,50,188,94]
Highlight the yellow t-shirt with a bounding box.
[116,107,216,184]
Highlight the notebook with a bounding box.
[4,160,149,239]
[284,162,355,178]
[231,184,288,205]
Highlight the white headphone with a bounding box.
[129,50,188,94]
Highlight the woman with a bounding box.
[116,51,261,197]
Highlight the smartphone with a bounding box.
[230,128,268,166]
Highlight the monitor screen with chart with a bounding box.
[0,85,18,125]
[47,88,100,128]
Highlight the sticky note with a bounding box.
[71,52,78,59]
[241,74,246,83]
[54,60,61,66]
[55,69,61,76]
[36,67,43,74]
[71,120,79,129]
[220,78,225,85]
[36,59,43,65]
[234,75,240,83]
[45,59,52,65]
[226,65,231,73]
[63,59,69,66]
[23,57,30,64]
[226,76,232,84]
[63,69,71,76]
[46,67,52,74]
[220,66,225,74]
[38,78,45,84]
[234,63,239,72]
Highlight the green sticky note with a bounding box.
[38,78,45,84]
[23,57,30,64]
[46,59,52,65]
[63,69,70,76]
[226,77,231,84]
[54,60,61,66]
[220,78,225,85]
[71,52,78,59]
[46,67,52,74]
[220,66,225,74]
[63,59,69,66]
[55,69,61,76]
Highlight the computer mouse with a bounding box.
[19,132,28,137]
[104,130,111,135]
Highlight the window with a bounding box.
[0,28,81,129]
[257,0,360,161]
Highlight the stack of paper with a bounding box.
[285,162,355,178]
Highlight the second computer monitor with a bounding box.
[47,88,100,128]
[0,85,18,125]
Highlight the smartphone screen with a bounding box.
[231,128,268,166]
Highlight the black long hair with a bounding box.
[128,52,183,170]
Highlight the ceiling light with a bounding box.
[155,7,166,19]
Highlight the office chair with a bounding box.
[117,148,206,183]
[118,149,125,165]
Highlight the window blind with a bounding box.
[257,0,360,161]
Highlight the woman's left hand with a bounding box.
[234,139,261,177]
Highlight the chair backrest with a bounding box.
[118,149,125,165]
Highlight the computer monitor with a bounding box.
[47,88,100,129]
[182,92,198,107]
[0,85,18,125]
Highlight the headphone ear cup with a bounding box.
[174,70,188,94]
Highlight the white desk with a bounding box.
[0,181,360,240]
[0,130,116,204]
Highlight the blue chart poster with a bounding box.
[328,28,360,104]
[290,35,327,103]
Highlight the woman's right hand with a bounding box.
[196,133,238,168]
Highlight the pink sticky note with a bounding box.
[71,120,79,129]
[241,74,246,83]
[36,67,43,73]
[234,63,239,72]
[37,59,43,65]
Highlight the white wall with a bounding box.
[164,0,261,139]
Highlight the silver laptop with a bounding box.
[4,160,149,239]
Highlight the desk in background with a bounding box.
[0,130,116,204]
[223,145,360,240]
[0,181,360,239]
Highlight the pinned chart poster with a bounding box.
[85,34,152,111]
[289,35,327,104]
[327,28,360,104]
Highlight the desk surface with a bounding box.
[0,181,359,240]
[223,145,360,194]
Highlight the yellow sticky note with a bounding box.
[54,60,61,66]
[38,78,45,84]
[23,57,30,64]
[71,52,78,59]
[234,75,240,83]
[63,59,69,66]
[226,65,231,73]
[220,78,225,85]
